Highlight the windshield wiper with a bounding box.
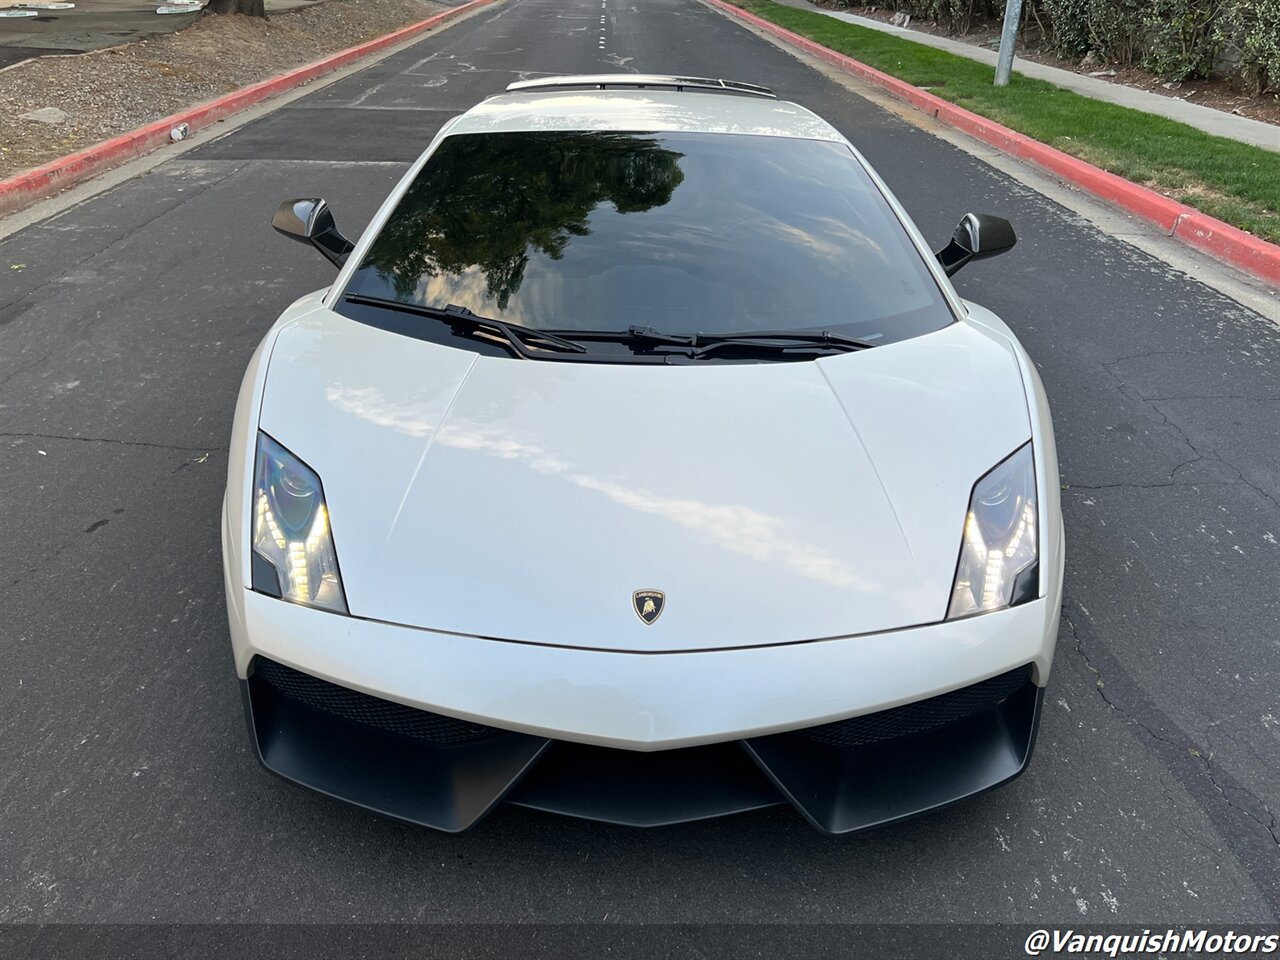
[686,329,878,351]
[344,294,587,357]
[557,325,878,357]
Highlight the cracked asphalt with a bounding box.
[2,0,1278,930]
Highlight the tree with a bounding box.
[206,0,266,18]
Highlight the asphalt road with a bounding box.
[2,0,1278,931]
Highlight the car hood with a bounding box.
[258,308,1031,652]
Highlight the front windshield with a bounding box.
[343,130,953,344]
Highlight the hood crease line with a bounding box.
[816,360,921,574]
[383,353,480,546]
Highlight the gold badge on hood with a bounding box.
[632,590,665,625]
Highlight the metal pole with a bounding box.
[994,0,1023,87]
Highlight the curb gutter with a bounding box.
[0,0,496,218]
[703,0,1280,288]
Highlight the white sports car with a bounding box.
[222,75,1063,834]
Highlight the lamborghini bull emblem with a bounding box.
[632,590,665,625]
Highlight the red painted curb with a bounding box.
[0,0,495,217]
[1173,213,1280,281]
[704,0,1280,286]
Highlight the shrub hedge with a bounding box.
[841,0,1280,91]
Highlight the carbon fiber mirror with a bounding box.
[271,198,355,269]
[935,213,1017,277]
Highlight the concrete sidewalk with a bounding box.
[773,0,1280,152]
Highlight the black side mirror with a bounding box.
[271,198,355,269]
[935,213,1016,277]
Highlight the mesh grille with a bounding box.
[798,666,1031,748]
[254,658,503,746]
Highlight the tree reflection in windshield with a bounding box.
[344,129,954,345]
[355,131,685,309]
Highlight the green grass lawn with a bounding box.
[732,0,1280,244]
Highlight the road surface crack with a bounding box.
[1062,454,1218,491]
[1142,394,1280,403]
[0,160,250,333]
[1063,605,1180,750]
[1099,349,1195,369]
[1061,477,1227,492]
[1204,722,1280,849]
[1062,600,1280,850]
[1086,356,1280,518]
[0,431,223,453]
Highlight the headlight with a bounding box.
[946,443,1038,619]
[251,432,348,614]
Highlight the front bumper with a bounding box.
[243,655,1044,834]
[228,576,1057,833]
[227,580,1057,749]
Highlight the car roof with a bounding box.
[450,89,847,142]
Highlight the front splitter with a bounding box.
[241,658,1043,834]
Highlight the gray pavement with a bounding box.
[0,44,75,67]
[0,0,200,55]
[1,0,1278,937]
[0,0,326,63]
[773,0,1280,152]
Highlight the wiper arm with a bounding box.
[344,295,587,356]
[559,325,877,357]
[691,329,878,351]
[621,325,696,347]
